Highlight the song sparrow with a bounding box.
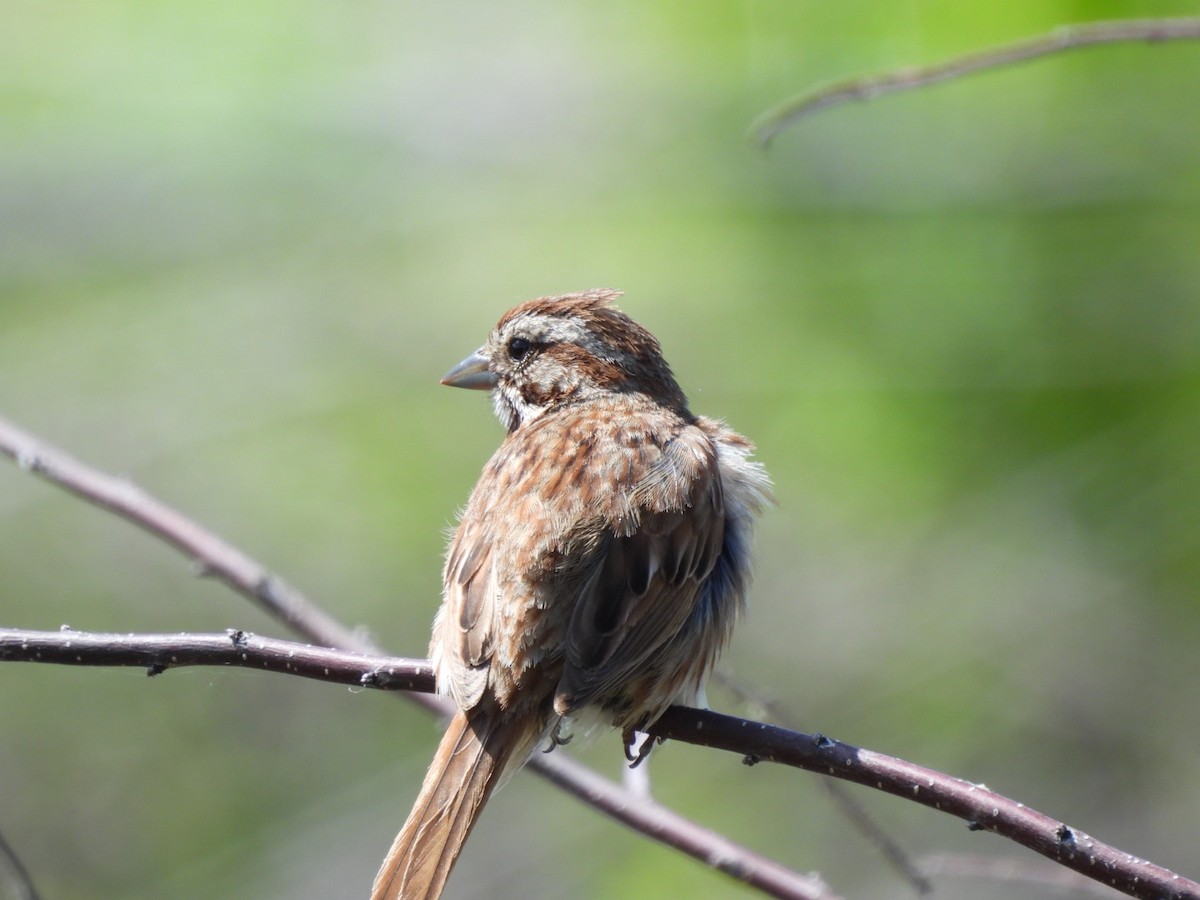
[372,289,771,899]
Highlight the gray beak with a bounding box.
[440,350,497,390]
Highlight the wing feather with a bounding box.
[557,428,725,714]
[437,521,496,709]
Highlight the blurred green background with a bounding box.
[2,1,1198,897]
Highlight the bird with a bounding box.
[371,289,771,899]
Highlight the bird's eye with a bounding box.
[507,337,533,361]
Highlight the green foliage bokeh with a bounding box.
[2,2,1198,897]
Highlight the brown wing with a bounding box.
[555,427,726,716]
[437,503,498,711]
[448,535,493,666]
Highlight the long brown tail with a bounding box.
[370,710,531,900]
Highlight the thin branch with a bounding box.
[821,780,930,896]
[0,827,40,900]
[714,673,931,895]
[0,627,433,692]
[4,628,1198,900]
[0,416,360,650]
[753,17,1200,145]
[0,414,820,900]
[651,708,1200,900]
[919,853,1125,898]
[534,750,839,900]
[0,624,831,900]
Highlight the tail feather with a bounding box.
[371,711,528,900]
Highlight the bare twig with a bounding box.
[715,673,931,895]
[0,627,433,691]
[818,773,931,896]
[0,416,360,651]
[753,17,1200,145]
[0,827,40,900]
[4,627,1198,900]
[0,415,822,900]
[651,708,1200,900]
[920,853,1124,898]
[534,750,840,900]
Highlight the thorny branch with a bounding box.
[753,17,1200,145]
[3,626,1199,900]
